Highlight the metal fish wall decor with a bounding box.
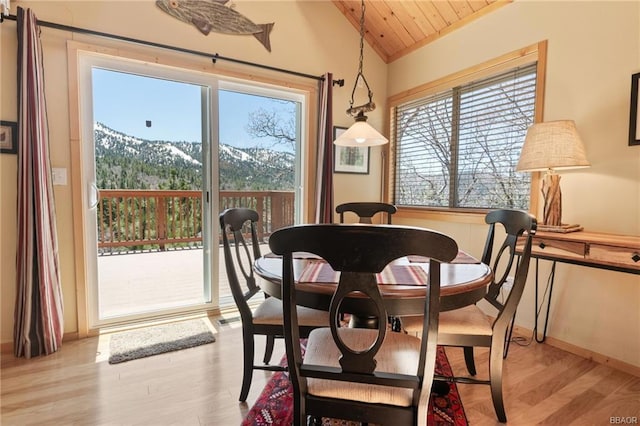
[156,0,274,52]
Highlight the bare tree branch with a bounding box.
[246,105,296,151]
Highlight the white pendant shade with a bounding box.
[333,121,388,147]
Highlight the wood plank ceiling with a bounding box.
[333,0,512,64]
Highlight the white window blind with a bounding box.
[394,63,537,210]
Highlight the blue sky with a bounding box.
[91,68,293,151]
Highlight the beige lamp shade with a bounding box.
[517,120,589,229]
[333,119,388,147]
[516,120,590,172]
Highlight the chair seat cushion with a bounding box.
[402,305,493,337]
[253,297,329,326]
[303,328,422,407]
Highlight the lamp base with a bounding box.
[537,223,583,233]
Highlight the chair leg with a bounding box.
[432,380,450,396]
[489,344,507,422]
[503,314,516,359]
[239,331,255,402]
[463,346,477,376]
[307,416,322,426]
[389,316,402,332]
[263,335,275,364]
[295,393,305,426]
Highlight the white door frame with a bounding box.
[77,51,219,328]
[69,42,312,335]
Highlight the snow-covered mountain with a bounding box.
[94,122,294,190]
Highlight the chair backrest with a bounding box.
[481,209,537,330]
[219,208,263,323]
[335,202,397,224]
[268,224,458,410]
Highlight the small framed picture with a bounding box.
[333,126,370,174]
[629,72,640,146]
[0,121,17,154]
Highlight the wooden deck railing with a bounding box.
[97,189,294,252]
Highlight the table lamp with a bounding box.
[516,120,590,232]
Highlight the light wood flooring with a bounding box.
[1,317,639,426]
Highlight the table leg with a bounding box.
[346,315,402,331]
[534,259,556,343]
[348,315,378,329]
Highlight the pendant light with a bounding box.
[334,0,388,147]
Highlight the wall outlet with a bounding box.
[52,168,68,186]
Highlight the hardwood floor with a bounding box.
[1,317,638,425]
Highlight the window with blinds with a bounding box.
[394,63,537,210]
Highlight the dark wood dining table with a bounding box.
[254,252,493,318]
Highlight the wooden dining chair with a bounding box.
[401,208,537,422]
[269,223,458,426]
[219,208,329,402]
[335,202,397,224]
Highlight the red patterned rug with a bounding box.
[242,344,467,426]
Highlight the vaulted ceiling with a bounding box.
[332,0,511,64]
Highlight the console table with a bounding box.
[516,230,640,342]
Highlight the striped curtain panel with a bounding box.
[314,73,334,224]
[14,7,64,358]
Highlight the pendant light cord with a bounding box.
[347,0,375,117]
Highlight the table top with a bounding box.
[254,254,493,315]
[528,230,640,248]
[517,229,640,274]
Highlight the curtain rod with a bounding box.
[1,13,345,87]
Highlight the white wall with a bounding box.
[385,0,640,370]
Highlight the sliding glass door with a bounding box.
[77,51,305,328]
[79,53,217,327]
